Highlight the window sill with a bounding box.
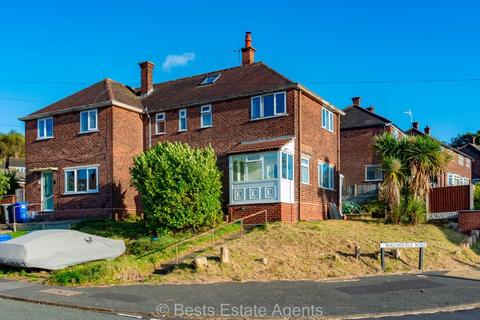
[36,137,53,141]
[319,186,335,191]
[198,126,212,130]
[177,129,188,133]
[153,132,166,136]
[250,114,288,122]
[321,127,335,134]
[301,182,311,186]
[63,191,99,196]
[79,129,99,135]
[365,179,383,182]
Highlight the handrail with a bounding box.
[137,210,268,261]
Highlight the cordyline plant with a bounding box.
[130,142,223,235]
[373,133,451,224]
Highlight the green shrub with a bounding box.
[392,196,426,225]
[474,184,480,210]
[342,201,361,214]
[0,172,8,196]
[362,200,386,214]
[130,142,223,234]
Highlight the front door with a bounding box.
[41,172,54,211]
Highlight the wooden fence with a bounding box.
[428,185,471,213]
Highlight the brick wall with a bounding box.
[298,92,340,220]
[25,107,114,219]
[439,153,472,186]
[340,126,385,186]
[228,203,297,224]
[458,210,480,233]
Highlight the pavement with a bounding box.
[1,270,480,319]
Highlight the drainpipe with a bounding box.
[297,90,302,222]
[144,107,152,149]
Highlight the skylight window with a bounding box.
[200,73,220,86]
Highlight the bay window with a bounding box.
[232,152,278,182]
[281,152,293,180]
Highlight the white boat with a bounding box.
[0,229,125,270]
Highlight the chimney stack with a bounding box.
[366,106,375,113]
[241,32,256,65]
[138,61,155,95]
[351,96,361,106]
[412,121,419,129]
[424,126,430,135]
[473,136,477,145]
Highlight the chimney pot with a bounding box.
[366,106,375,113]
[351,96,361,106]
[241,32,256,66]
[412,121,419,129]
[138,61,155,95]
[424,126,430,135]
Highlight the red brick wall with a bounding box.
[148,91,296,207]
[111,106,145,218]
[25,107,114,219]
[458,210,480,233]
[340,126,385,186]
[228,203,297,224]
[438,152,472,186]
[298,92,340,220]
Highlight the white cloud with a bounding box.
[162,52,196,72]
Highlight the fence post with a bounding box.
[210,229,214,247]
[240,219,244,237]
[419,247,424,270]
[380,248,385,272]
[264,210,267,225]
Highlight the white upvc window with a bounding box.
[281,152,294,181]
[466,159,471,168]
[200,105,212,128]
[155,112,166,134]
[232,152,278,182]
[251,92,286,120]
[319,161,335,190]
[322,108,334,132]
[458,155,464,166]
[64,165,99,194]
[301,156,310,184]
[37,117,53,139]
[365,165,383,182]
[80,109,98,133]
[178,108,187,131]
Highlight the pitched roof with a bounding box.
[227,137,293,155]
[340,105,393,130]
[459,143,480,159]
[23,79,142,119]
[142,62,295,112]
[7,158,25,168]
[405,127,473,159]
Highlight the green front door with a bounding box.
[41,172,54,211]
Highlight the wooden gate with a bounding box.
[428,185,471,213]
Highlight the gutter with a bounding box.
[19,100,144,121]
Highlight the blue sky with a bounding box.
[0,0,478,142]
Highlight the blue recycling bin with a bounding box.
[0,234,12,242]
[14,202,28,223]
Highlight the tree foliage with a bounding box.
[374,133,450,224]
[130,142,223,234]
[0,131,25,162]
[0,172,9,196]
[450,130,480,148]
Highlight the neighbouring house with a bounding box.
[20,32,344,222]
[406,123,472,187]
[340,97,404,203]
[0,157,26,187]
[459,141,480,184]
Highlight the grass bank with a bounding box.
[153,219,480,283]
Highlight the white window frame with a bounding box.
[155,112,166,134]
[322,108,334,132]
[37,117,54,139]
[301,156,310,185]
[64,165,99,195]
[458,155,464,166]
[79,109,98,133]
[466,159,471,168]
[250,91,287,120]
[178,108,187,132]
[365,165,383,182]
[200,74,221,85]
[200,105,212,128]
[281,152,294,181]
[318,161,335,190]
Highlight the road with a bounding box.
[0,298,126,320]
[364,308,480,320]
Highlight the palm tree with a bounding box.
[378,156,404,212]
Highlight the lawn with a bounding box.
[153,219,480,284]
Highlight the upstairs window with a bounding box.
[178,108,187,131]
[155,112,166,134]
[365,165,383,181]
[200,74,220,86]
[322,108,334,132]
[80,109,98,133]
[458,155,464,166]
[251,92,286,120]
[200,105,212,128]
[319,162,335,190]
[466,159,471,168]
[281,152,294,181]
[37,117,53,139]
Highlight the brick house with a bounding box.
[459,142,480,184]
[21,33,344,222]
[340,97,403,203]
[406,124,472,187]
